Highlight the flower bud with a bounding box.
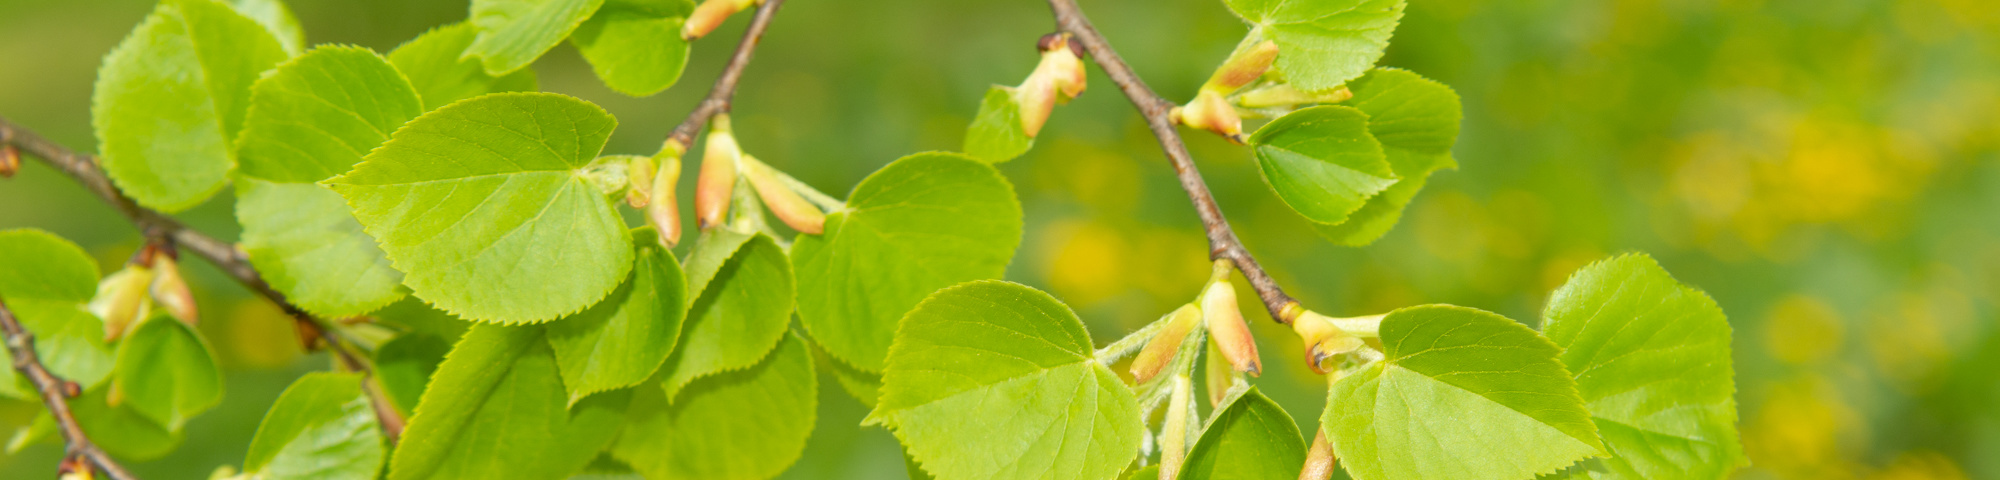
[88,264,154,342]
[1203,40,1278,94]
[1293,310,1367,374]
[1237,84,1352,109]
[1159,375,1193,480]
[1036,34,1088,100]
[696,119,741,230]
[1013,79,1057,138]
[1128,304,1200,384]
[0,144,18,178]
[1299,429,1336,480]
[626,155,656,208]
[648,153,683,247]
[1201,279,1260,376]
[743,156,825,234]
[1204,339,1235,407]
[1174,89,1243,143]
[683,0,756,40]
[149,253,197,326]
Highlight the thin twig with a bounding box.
[1043,0,1301,323]
[666,0,788,148]
[0,296,139,480]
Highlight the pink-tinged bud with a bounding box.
[88,265,154,342]
[648,154,683,247]
[1175,89,1243,143]
[1036,35,1088,100]
[1237,83,1352,109]
[1013,77,1058,138]
[744,157,825,234]
[0,144,18,178]
[149,254,197,326]
[1201,279,1260,376]
[683,0,754,40]
[1299,429,1336,480]
[695,122,741,230]
[58,456,93,480]
[626,156,656,208]
[1204,339,1234,407]
[1204,40,1278,93]
[1129,304,1201,384]
[1293,310,1368,374]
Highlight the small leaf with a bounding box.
[69,388,184,460]
[869,280,1142,480]
[328,92,632,323]
[610,332,817,480]
[0,229,114,399]
[92,0,291,211]
[1178,388,1307,480]
[1309,68,1462,246]
[110,317,224,431]
[1223,0,1405,91]
[962,86,1032,163]
[466,0,608,75]
[243,372,386,480]
[1326,305,1603,480]
[389,23,540,110]
[387,324,630,480]
[548,227,689,404]
[225,0,306,55]
[1248,106,1396,226]
[570,0,696,97]
[373,332,453,417]
[657,233,793,398]
[793,152,1023,373]
[1541,254,1745,480]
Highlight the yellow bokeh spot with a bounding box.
[1039,219,1129,307]
[1869,451,1969,480]
[223,299,303,369]
[1764,295,1845,366]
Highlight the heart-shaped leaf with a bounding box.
[0,230,115,399]
[110,317,223,431]
[1248,106,1396,226]
[611,332,817,480]
[1222,0,1405,91]
[466,0,608,75]
[242,372,387,480]
[1309,68,1461,246]
[570,0,695,97]
[547,227,689,404]
[389,23,540,110]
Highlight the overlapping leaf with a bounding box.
[389,23,540,110]
[1178,388,1307,480]
[570,0,695,96]
[373,332,452,417]
[466,0,608,75]
[658,233,793,397]
[1222,0,1405,91]
[0,230,114,399]
[793,152,1022,373]
[1248,106,1396,226]
[328,92,632,323]
[869,280,1142,480]
[242,372,386,480]
[963,87,1032,163]
[226,0,306,55]
[1542,254,1744,480]
[548,227,689,404]
[109,317,224,431]
[611,333,817,480]
[1310,68,1461,246]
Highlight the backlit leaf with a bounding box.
[243,372,386,480]
[658,233,792,398]
[610,332,817,480]
[548,227,689,404]
[389,23,540,110]
[1178,388,1307,480]
[466,0,607,75]
[1310,68,1461,246]
[226,0,306,55]
[963,86,1032,163]
[1222,0,1405,91]
[110,317,224,431]
[570,0,695,97]
[0,229,114,399]
[1248,106,1395,226]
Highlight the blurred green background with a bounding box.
[2,0,1997,478]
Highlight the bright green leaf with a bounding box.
[328,92,632,323]
[374,332,453,417]
[375,297,473,342]
[548,227,689,405]
[962,86,1032,163]
[466,0,608,75]
[1327,305,1603,480]
[243,372,386,480]
[1125,466,1160,480]
[1248,106,1396,226]
[110,317,224,431]
[823,347,882,407]
[237,180,407,318]
[0,230,114,399]
[70,387,185,460]
[1178,388,1307,480]
[869,280,1142,480]
[611,332,817,480]
[92,0,289,211]
[793,152,1023,373]
[389,23,540,110]
[1223,0,1405,91]
[226,0,306,55]
[682,229,755,300]
[1541,254,1744,480]
[658,233,792,398]
[387,324,630,480]
[1309,68,1462,246]
[570,0,695,97]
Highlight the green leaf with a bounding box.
[0,229,114,399]
[388,324,630,480]
[869,280,1142,480]
[1125,466,1160,480]
[548,227,689,404]
[793,152,1023,373]
[374,332,453,417]
[1541,254,1744,480]
[389,23,540,110]
[1309,68,1462,246]
[243,372,386,480]
[658,233,793,398]
[328,92,632,323]
[225,0,306,55]
[376,297,473,342]
[570,0,695,97]
[682,229,755,300]
[110,317,224,431]
[823,348,882,407]
[467,0,608,75]
[1326,305,1603,480]
[962,86,1032,163]
[70,387,185,460]
[91,0,291,211]
[237,180,407,317]
[1248,106,1396,226]
[1178,388,1307,480]
[1223,0,1405,91]
[610,332,817,480]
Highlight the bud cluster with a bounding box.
[691,115,830,236]
[1011,33,1089,138]
[1174,37,1364,140]
[88,242,198,342]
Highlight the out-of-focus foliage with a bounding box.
[0,0,1995,478]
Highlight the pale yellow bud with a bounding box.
[1129,304,1200,384]
[1204,40,1278,94]
[743,157,825,234]
[648,153,684,247]
[1299,429,1336,480]
[88,265,154,342]
[682,0,756,40]
[150,254,197,326]
[626,155,656,208]
[1159,375,1193,480]
[1201,279,1260,376]
[1175,89,1243,142]
[1293,310,1368,374]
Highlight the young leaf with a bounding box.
[1248,106,1396,226]
[793,152,1023,373]
[237,181,408,317]
[242,372,386,480]
[466,0,608,75]
[1541,254,1745,480]
[225,0,306,55]
[328,92,633,324]
[1326,305,1604,480]
[387,324,630,480]
[869,280,1143,480]
[963,86,1033,163]
[0,230,114,399]
[68,388,185,460]
[1309,68,1462,246]
[658,233,793,398]
[110,317,224,431]
[610,332,817,480]
[570,0,696,97]
[547,227,689,404]
[1222,0,1405,92]
[92,0,290,211]
[1178,388,1307,480]
[389,23,540,110]
[374,332,453,417]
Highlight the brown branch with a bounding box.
[0,118,406,442]
[1044,0,1301,324]
[665,0,787,148]
[0,296,139,480]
